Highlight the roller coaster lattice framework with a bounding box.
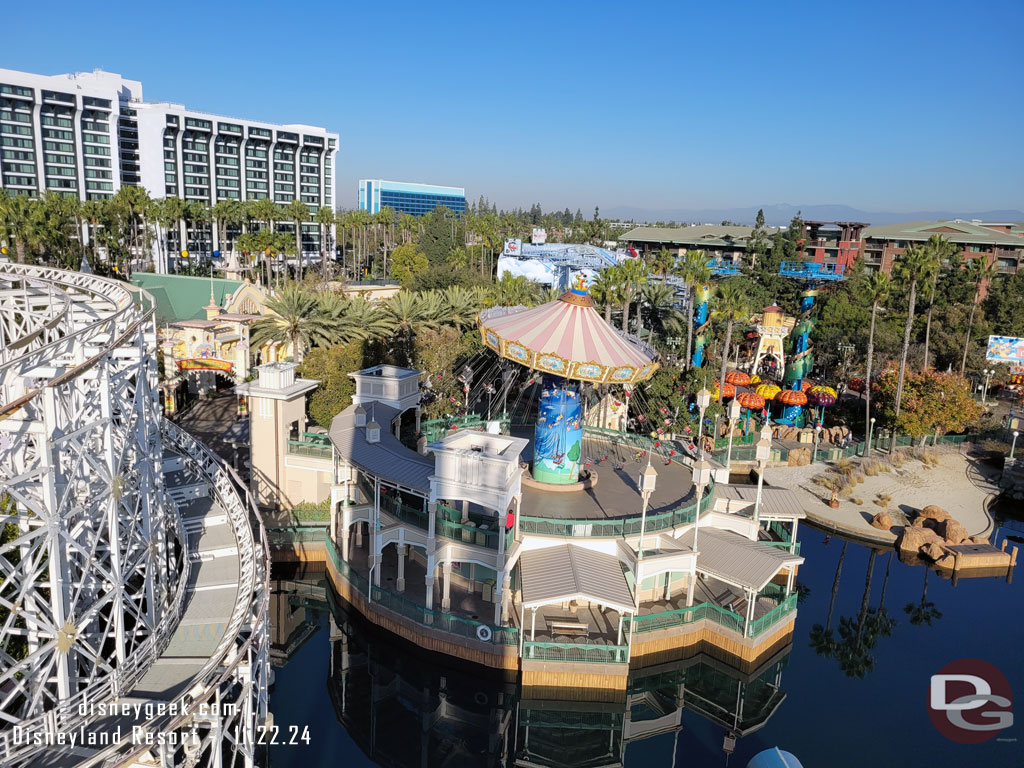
[0,261,269,767]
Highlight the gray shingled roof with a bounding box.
[862,220,1024,247]
[328,402,433,492]
[519,544,635,614]
[621,224,780,247]
[713,485,807,519]
[679,528,802,592]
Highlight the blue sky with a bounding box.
[5,0,1023,213]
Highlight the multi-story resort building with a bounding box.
[245,287,807,696]
[358,178,466,216]
[623,219,1024,278]
[0,67,338,255]
[860,219,1024,276]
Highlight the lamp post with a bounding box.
[725,398,741,471]
[981,369,994,405]
[754,424,772,526]
[866,416,876,456]
[813,424,822,464]
[696,387,711,456]
[637,458,658,560]
[691,459,712,555]
[1012,431,1020,461]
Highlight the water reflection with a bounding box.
[270,565,792,767]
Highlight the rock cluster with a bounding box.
[787,447,811,466]
[771,425,851,443]
[896,504,987,566]
[999,458,1024,501]
[870,511,893,530]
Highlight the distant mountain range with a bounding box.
[602,203,1024,227]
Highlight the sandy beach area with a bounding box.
[767,447,998,542]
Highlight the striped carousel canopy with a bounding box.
[477,286,659,385]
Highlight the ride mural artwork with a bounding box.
[533,378,583,484]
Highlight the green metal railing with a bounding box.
[749,594,798,638]
[266,526,327,544]
[629,590,797,637]
[714,432,756,450]
[421,413,511,443]
[523,641,629,664]
[286,439,333,459]
[323,531,518,646]
[518,480,714,538]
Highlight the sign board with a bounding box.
[503,238,523,256]
[176,358,234,373]
[986,336,1024,364]
[531,227,546,245]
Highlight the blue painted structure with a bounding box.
[779,261,845,280]
[533,377,583,484]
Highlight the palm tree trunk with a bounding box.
[922,282,936,371]
[891,280,917,452]
[826,541,847,631]
[960,288,980,375]
[685,296,694,370]
[621,296,630,333]
[603,301,612,325]
[854,549,877,646]
[718,320,733,402]
[864,301,878,455]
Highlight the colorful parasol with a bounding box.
[808,385,837,407]
[800,380,813,393]
[712,381,737,399]
[477,285,658,385]
[777,389,808,407]
[847,377,865,393]
[756,383,781,400]
[735,391,766,410]
[725,370,751,387]
[749,374,762,385]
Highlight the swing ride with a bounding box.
[478,274,659,483]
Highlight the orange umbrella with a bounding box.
[756,383,781,400]
[735,391,766,410]
[778,389,808,407]
[712,381,737,399]
[800,380,813,393]
[725,370,751,387]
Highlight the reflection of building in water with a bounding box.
[312,578,790,768]
[270,563,327,667]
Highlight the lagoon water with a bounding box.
[267,524,1022,768]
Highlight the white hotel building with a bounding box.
[1,68,338,251]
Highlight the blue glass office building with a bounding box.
[358,179,466,216]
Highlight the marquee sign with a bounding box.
[176,358,234,373]
[986,336,1024,364]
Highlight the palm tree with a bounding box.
[283,199,310,280]
[618,257,646,334]
[1,192,41,263]
[384,290,444,366]
[344,297,395,342]
[713,282,750,402]
[640,281,676,343]
[890,244,938,439]
[810,541,847,660]
[675,250,712,369]
[442,285,485,330]
[489,273,540,308]
[315,206,335,281]
[921,235,957,371]
[647,248,675,279]
[860,271,891,454]
[959,255,996,375]
[590,266,622,325]
[211,199,239,260]
[249,284,340,364]
[904,569,943,626]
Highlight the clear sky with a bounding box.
[5,0,1023,214]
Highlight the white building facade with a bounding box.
[1,67,338,210]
